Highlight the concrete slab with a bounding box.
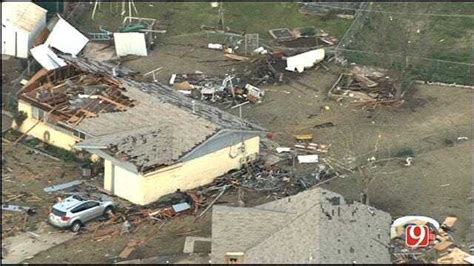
[2,222,76,264]
[183,236,212,254]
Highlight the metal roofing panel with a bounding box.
[45,16,89,55]
[30,44,67,70]
[172,202,191,213]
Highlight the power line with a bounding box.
[301,3,474,19]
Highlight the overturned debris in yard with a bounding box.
[329,65,405,108]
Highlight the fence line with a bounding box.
[336,48,473,85]
[302,3,474,19]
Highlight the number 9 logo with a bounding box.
[405,225,430,248]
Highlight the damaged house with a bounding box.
[211,188,392,264]
[16,56,264,205]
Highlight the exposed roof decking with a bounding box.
[61,55,265,132]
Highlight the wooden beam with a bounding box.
[97,95,128,110]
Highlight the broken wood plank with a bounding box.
[44,180,83,193]
[196,185,230,219]
[442,217,457,228]
[224,53,250,61]
[434,240,453,252]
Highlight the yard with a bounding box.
[71,2,352,40]
[1,2,473,263]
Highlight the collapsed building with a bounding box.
[16,56,265,205]
[211,187,392,264]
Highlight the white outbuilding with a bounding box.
[2,2,47,58]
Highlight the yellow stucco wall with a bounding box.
[104,160,113,191]
[17,100,79,151]
[103,136,260,205]
[16,100,100,162]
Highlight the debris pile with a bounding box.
[170,72,264,105]
[269,27,339,47]
[19,66,136,125]
[195,157,336,198]
[329,66,404,107]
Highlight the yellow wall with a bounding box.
[104,160,113,191]
[16,100,100,162]
[17,100,80,151]
[103,136,260,205]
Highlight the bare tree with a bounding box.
[349,3,437,99]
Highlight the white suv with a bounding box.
[48,195,114,232]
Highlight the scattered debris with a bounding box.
[276,147,291,153]
[329,66,404,108]
[437,248,470,264]
[297,154,319,164]
[44,180,84,193]
[119,239,143,259]
[2,204,36,215]
[121,220,132,235]
[294,142,330,153]
[441,217,457,229]
[294,134,313,141]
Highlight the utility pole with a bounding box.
[217,2,225,31]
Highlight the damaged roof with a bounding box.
[61,56,264,172]
[211,188,392,264]
[61,55,264,132]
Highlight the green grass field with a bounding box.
[343,2,473,84]
[72,2,352,40]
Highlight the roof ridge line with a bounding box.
[243,191,324,254]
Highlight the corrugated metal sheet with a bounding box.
[113,32,148,57]
[45,16,89,56]
[30,44,67,70]
[172,202,191,213]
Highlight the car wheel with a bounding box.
[71,221,82,232]
[103,206,114,219]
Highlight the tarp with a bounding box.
[45,15,89,56]
[30,44,67,70]
[285,48,325,73]
[113,32,148,57]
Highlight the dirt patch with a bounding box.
[2,140,82,239]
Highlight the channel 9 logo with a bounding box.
[405,225,436,248]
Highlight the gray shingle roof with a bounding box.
[60,56,264,172]
[211,188,392,264]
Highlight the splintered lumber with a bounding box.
[352,73,378,88]
[434,240,453,252]
[224,53,250,61]
[197,185,230,219]
[118,239,142,259]
[294,134,313,141]
[437,248,470,264]
[442,217,457,228]
[97,95,129,110]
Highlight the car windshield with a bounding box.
[52,208,66,217]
